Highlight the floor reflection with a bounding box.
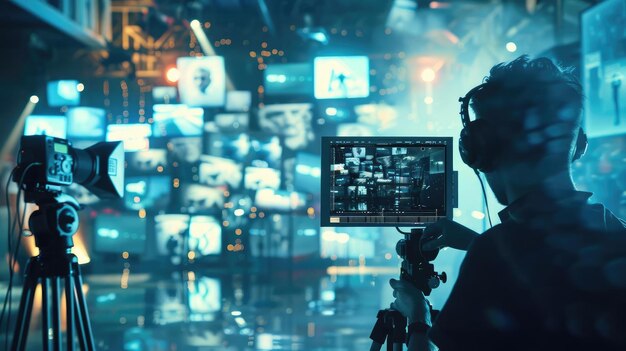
[8,259,399,351]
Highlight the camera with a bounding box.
[13,135,125,201]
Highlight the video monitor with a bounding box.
[314,56,370,99]
[177,56,226,107]
[294,152,321,194]
[205,132,250,163]
[126,149,168,175]
[154,214,189,258]
[169,137,202,163]
[177,184,225,214]
[204,113,249,133]
[258,104,314,150]
[225,90,252,112]
[188,216,222,256]
[124,176,171,210]
[244,167,281,191]
[321,137,453,227]
[188,276,221,321]
[152,86,178,104]
[106,124,152,152]
[249,134,283,169]
[254,188,308,211]
[94,214,147,254]
[24,115,67,139]
[264,63,314,96]
[47,80,80,106]
[582,0,626,138]
[152,104,204,137]
[198,155,242,189]
[66,107,106,139]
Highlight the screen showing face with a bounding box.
[47,80,80,106]
[322,137,451,226]
[314,56,370,99]
[106,124,152,152]
[177,56,226,107]
[66,107,106,139]
[152,104,204,137]
[94,214,147,254]
[188,216,222,256]
[225,90,252,112]
[264,63,313,96]
[258,104,314,150]
[24,115,67,139]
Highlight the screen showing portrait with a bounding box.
[177,56,226,107]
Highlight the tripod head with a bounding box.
[396,228,446,296]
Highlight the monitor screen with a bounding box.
[198,155,242,189]
[124,176,171,210]
[582,0,626,137]
[24,115,67,139]
[152,104,204,137]
[205,132,250,163]
[264,63,313,96]
[314,56,370,99]
[320,137,453,227]
[225,90,252,112]
[47,80,80,106]
[66,107,106,139]
[188,216,222,256]
[106,124,152,152]
[177,56,226,107]
[258,104,314,150]
[94,214,147,254]
[126,149,168,175]
[152,86,178,104]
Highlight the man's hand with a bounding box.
[389,279,432,326]
[421,219,479,252]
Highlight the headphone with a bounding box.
[458,83,588,173]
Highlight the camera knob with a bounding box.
[58,209,76,232]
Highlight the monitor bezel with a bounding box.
[320,136,454,227]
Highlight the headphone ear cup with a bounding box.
[459,119,497,172]
[572,128,588,162]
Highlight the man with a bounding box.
[390,55,626,350]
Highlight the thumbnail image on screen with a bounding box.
[94,214,147,254]
[24,115,67,139]
[66,107,106,139]
[314,56,370,99]
[582,0,626,137]
[321,137,453,227]
[47,80,80,106]
[258,104,314,150]
[177,56,226,107]
[152,104,204,137]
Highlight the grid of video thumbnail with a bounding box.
[328,142,446,225]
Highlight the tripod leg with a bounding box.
[65,274,75,351]
[72,262,95,351]
[42,278,52,351]
[52,277,62,351]
[10,261,38,351]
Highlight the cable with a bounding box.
[474,169,493,228]
[395,227,411,235]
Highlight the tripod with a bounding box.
[369,228,446,351]
[11,193,96,351]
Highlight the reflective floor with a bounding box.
[2,257,407,351]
